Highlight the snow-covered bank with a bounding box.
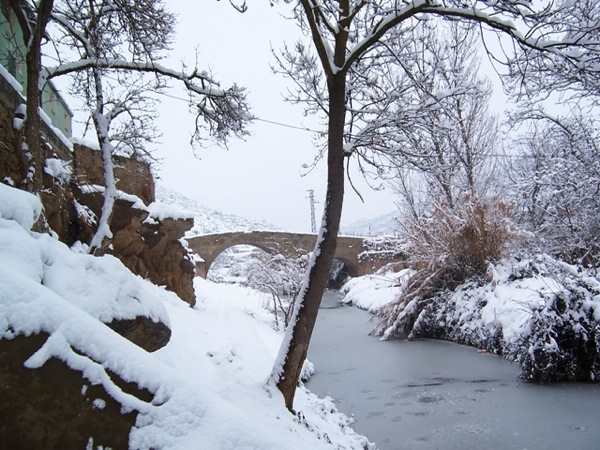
[341,268,412,312]
[341,259,600,382]
[0,183,373,449]
[308,297,600,450]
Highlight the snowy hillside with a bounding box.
[0,183,373,449]
[341,211,399,237]
[156,184,277,236]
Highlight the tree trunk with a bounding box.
[22,0,54,192]
[88,67,117,255]
[275,74,347,411]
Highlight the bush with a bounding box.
[246,252,308,331]
[518,268,600,382]
[374,194,515,339]
[392,255,600,382]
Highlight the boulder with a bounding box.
[106,316,172,353]
[0,333,152,450]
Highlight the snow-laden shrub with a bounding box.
[246,251,308,331]
[375,194,515,339]
[407,256,600,382]
[409,276,504,352]
[518,262,600,382]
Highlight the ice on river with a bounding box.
[308,292,600,450]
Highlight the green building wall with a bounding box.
[0,6,73,138]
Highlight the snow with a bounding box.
[342,268,412,312]
[0,182,42,230]
[71,135,100,150]
[146,201,194,222]
[80,183,148,210]
[12,116,24,130]
[0,63,24,94]
[44,157,72,184]
[0,183,372,449]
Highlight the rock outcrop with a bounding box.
[106,316,173,353]
[0,333,152,450]
[77,192,197,307]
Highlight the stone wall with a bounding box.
[0,80,22,186]
[0,71,27,186]
[72,143,155,205]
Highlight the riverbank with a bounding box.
[307,291,600,450]
[340,258,600,383]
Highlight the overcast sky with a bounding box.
[153,1,398,233]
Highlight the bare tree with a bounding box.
[258,0,600,411]
[509,112,600,266]
[5,0,251,252]
[247,252,309,330]
[42,0,251,253]
[383,22,499,211]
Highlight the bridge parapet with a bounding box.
[186,231,403,279]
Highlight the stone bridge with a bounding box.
[186,231,401,279]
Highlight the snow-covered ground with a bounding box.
[0,183,373,449]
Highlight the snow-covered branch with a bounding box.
[45,59,226,97]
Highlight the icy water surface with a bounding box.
[307,292,600,450]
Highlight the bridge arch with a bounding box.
[186,231,400,279]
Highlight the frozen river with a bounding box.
[307,292,600,450]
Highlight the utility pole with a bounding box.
[307,189,316,233]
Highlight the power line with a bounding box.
[255,117,320,133]
[155,93,574,159]
[156,90,319,133]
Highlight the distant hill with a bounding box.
[156,184,398,239]
[340,211,400,237]
[155,185,277,236]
